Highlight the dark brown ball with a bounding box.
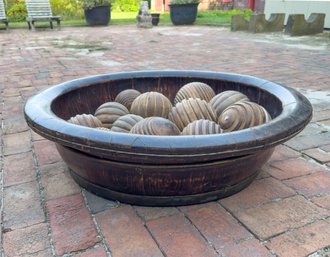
[68,114,102,128]
[95,102,129,129]
[130,117,180,136]
[111,114,144,133]
[174,82,216,105]
[219,101,271,132]
[210,90,249,118]
[168,98,217,131]
[115,89,141,110]
[130,91,172,118]
[181,119,223,135]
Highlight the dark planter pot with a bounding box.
[24,70,312,206]
[169,3,199,25]
[151,13,160,26]
[84,5,111,26]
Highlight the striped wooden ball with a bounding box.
[111,114,144,133]
[95,102,129,129]
[181,119,223,135]
[96,127,111,131]
[130,91,172,118]
[130,117,180,136]
[210,90,249,118]
[219,101,271,132]
[68,114,102,128]
[115,89,141,110]
[174,82,216,105]
[168,98,217,131]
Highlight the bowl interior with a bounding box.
[51,76,283,121]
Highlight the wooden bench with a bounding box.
[26,0,61,30]
[0,0,8,30]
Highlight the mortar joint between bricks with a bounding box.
[81,189,113,257]
[30,132,57,256]
[0,91,5,257]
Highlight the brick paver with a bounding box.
[267,219,330,257]
[3,151,35,186]
[33,140,62,166]
[147,213,217,257]
[96,205,163,257]
[235,195,328,240]
[1,25,330,256]
[284,170,330,198]
[3,181,45,230]
[73,247,108,257]
[40,162,80,200]
[181,202,272,256]
[268,158,324,180]
[47,194,99,255]
[3,223,51,257]
[220,177,296,212]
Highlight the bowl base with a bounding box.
[70,170,259,206]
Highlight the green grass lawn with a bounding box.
[8,10,251,28]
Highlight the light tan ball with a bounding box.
[181,119,223,135]
[168,98,217,131]
[130,91,172,118]
[130,117,180,136]
[111,114,144,133]
[210,90,249,118]
[95,102,129,129]
[174,82,216,105]
[115,89,141,110]
[96,127,111,131]
[219,101,271,132]
[68,114,102,128]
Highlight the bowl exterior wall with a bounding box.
[56,144,274,206]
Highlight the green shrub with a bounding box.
[50,0,84,19]
[169,0,199,4]
[81,0,112,9]
[197,9,252,19]
[6,0,27,22]
[112,0,140,12]
[5,0,85,21]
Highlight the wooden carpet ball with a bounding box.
[111,114,144,133]
[210,90,249,118]
[130,91,172,118]
[168,98,217,131]
[96,127,111,131]
[95,102,129,129]
[181,119,223,135]
[68,114,102,128]
[130,117,180,136]
[219,101,271,132]
[174,82,216,105]
[115,89,141,110]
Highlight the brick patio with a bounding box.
[1,25,330,257]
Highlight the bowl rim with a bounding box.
[24,70,312,160]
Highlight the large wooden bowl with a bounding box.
[24,71,312,206]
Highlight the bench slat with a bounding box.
[26,0,61,29]
[0,0,7,20]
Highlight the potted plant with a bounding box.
[82,0,112,26]
[168,0,199,25]
[151,13,160,26]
